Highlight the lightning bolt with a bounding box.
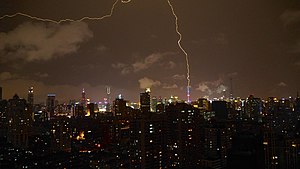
[0,0,123,24]
[166,0,191,103]
[0,0,191,102]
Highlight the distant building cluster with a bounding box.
[0,86,299,169]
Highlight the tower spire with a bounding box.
[230,77,233,99]
[187,85,191,103]
[106,86,111,112]
[28,86,34,105]
[81,88,86,107]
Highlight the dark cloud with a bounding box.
[112,52,172,74]
[163,84,178,89]
[213,33,228,45]
[132,53,164,72]
[195,78,228,98]
[280,10,300,26]
[278,82,287,87]
[0,72,16,80]
[172,74,185,80]
[96,45,108,52]
[34,72,49,78]
[280,10,300,53]
[138,77,161,89]
[0,22,92,63]
[165,61,176,69]
[227,72,238,78]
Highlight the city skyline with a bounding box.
[1,0,300,102]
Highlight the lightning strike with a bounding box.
[166,0,192,103]
[0,0,124,24]
[1,0,192,102]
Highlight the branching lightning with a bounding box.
[166,0,191,103]
[0,0,121,24]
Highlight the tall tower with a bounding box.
[106,86,111,112]
[113,97,127,116]
[81,88,86,108]
[46,94,56,118]
[140,88,151,114]
[229,78,234,100]
[27,86,34,106]
[187,85,191,103]
[151,96,158,112]
[7,94,32,148]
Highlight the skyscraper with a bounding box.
[113,97,127,117]
[140,88,151,114]
[27,86,34,106]
[106,86,111,112]
[165,102,202,168]
[46,94,56,118]
[197,98,210,111]
[151,96,157,112]
[50,116,71,152]
[187,85,191,103]
[7,94,32,148]
[229,77,234,100]
[212,101,229,121]
[130,114,164,169]
[81,88,86,108]
[245,95,262,121]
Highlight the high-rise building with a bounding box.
[50,116,71,152]
[284,139,300,169]
[106,86,111,112]
[156,97,166,114]
[197,98,210,111]
[27,86,34,106]
[212,101,229,121]
[245,95,262,121]
[187,85,191,103]
[201,123,232,168]
[266,97,279,116]
[46,94,56,118]
[130,114,165,169]
[113,97,127,117]
[81,88,87,108]
[7,94,32,148]
[0,99,7,137]
[229,77,234,100]
[140,88,151,114]
[87,103,97,118]
[164,103,202,168]
[151,96,157,112]
[75,104,85,118]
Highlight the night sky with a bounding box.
[0,0,300,103]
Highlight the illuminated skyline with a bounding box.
[0,0,300,102]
